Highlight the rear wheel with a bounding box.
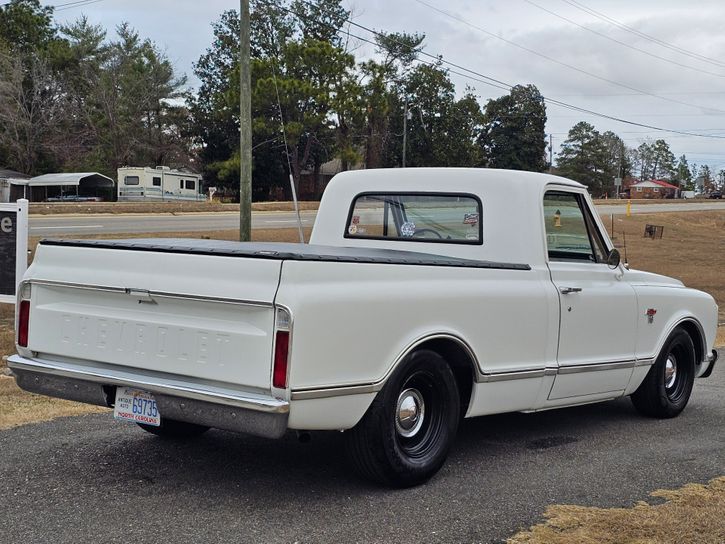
[631,328,695,418]
[137,418,210,439]
[345,349,460,487]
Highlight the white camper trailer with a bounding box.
[117,166,204,201]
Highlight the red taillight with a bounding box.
[273,330,290,389]
[18,299,30,347]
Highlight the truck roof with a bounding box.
[310,168,587,266]
[327,168,585,192]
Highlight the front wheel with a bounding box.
[345,349,460,487]
[631,328,695,418]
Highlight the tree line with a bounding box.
[556,122,722,196]
[0,0,721,200]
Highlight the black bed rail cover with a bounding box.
[39,238,531,271]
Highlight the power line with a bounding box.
[267,0,725,140]
[549,91,725,97]
[0,0,105,9]
[54,0,106,12]
[410,0,725,115]
[522,0,725,79]
[562,0,725,69]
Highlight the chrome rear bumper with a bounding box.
[7,355,289,439]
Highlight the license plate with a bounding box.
[113,387,161,426]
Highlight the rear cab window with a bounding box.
[543,191,607,262]
[345,193,482,244]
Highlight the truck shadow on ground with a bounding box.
[72,396,649,494]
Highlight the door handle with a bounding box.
[559,286,583,294]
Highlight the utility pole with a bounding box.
[402,99,409,168]
[548,133,553,172]
[239,0,252,241]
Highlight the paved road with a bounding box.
[597,201,725,215]
[28,201,725,236]
[1,365,722,543]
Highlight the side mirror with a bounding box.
[606,248,621,269]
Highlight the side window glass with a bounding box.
[544,192,596,262]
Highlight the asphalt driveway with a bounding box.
[1,364,723,544]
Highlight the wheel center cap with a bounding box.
[396,388,425,438]
[665,356,678,388]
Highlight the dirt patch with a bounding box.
[507,477,725,544]
[29,201,320,215]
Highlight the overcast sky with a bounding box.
[51,0,725,171]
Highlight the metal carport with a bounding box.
[9,172,115,202]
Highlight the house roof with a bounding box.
[0,168,30,180]
[651,179,680,189]
[11,172,114,187]
[631,179,679,190]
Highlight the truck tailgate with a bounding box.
[24,242,281,391]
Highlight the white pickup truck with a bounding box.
[9,168,719,487]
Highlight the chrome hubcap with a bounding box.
[665,355,678,388]
[395,388,425,438]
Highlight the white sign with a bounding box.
[0,199,29,305]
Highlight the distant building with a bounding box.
[1,169,113,202]
[629,179,680,199]
[118,166,204,201]
[0,168,30,202]
[298,158,365,200]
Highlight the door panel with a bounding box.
[547,261,637,399]
[542,190,637,400]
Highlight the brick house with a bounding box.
[628,179,680,199]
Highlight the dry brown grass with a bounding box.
[29,201,320,215]
[603,211,725,326]
[0,304,13,366]
[0,376,107,430]
[507,477,725,544]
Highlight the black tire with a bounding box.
[631,328,696,418]
[137,418,210,439]
[345,349,460,487]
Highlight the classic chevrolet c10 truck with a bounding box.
[8,168,719,487]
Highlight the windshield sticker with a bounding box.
[351,215,360,225]
[400,222,416,237]
[465,233,478,240]
[348,224,358,235]
[463,213,479,226]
